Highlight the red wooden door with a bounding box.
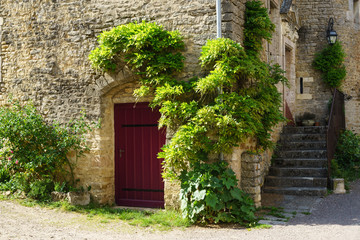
[114,103,166,208]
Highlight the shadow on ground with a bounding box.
[260,180,360,226]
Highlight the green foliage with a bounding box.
[27,179,55,201]
[332,130,360,183]
[244,0,275,56]
[335,130,360,168]
[313,41,346,88]
[89,21,185,88]
[0,101,96,200]
[159,42,287,177]
[89,1,285,225]
[0,167,10,183]
[179,161,256,225]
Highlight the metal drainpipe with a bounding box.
[216,0,224,161]
[216,0,222,38]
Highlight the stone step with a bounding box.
[272,158,327,168]
[265,176,327,188]
[263,187,327,196]
[283,126,327,134]
[268,167,327,177]
[278,141,327,151]
[281,133,326,142]
[277,149,327,159]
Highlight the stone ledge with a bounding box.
[296,93,312,100]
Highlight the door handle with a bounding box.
[119,149,125,158]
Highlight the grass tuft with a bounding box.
[0,194,190,231]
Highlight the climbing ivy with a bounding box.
[244,0,275,56]
[89,1,286,225]
[313,41,346,89]
[89,1,286,177]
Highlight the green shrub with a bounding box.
[0,167,10,183]
[313,41,346,88]
[332,130,360,183]
[334,130,360,168]
[27,179,55,201]
[0,100,97,200]
[89,1,284,225]
[179,161,256,226]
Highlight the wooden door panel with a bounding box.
[114,103,165,208]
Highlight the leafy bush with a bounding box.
[313,41,346,88]
[0,167,10,183]
[334,130,360,168]
[179,161,256,225]
[27,179,55,201]
[332,130,360,182]
[89,1,284,224]
[0,100,96,199]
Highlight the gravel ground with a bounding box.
[1,181,360,240]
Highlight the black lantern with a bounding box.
[327,18,338,45]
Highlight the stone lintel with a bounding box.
[302,77,314,82]
[296,93,312,100]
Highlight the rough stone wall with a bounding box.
[0,0,256,205]
[0,0,292,208]
[222,0,247,42]
[241,151,271,208]
[0,0,224,204]
[295,0,360,131]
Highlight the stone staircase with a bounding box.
[263,126,328,196]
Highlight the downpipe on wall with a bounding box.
[216,0,224,161]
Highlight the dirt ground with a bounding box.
[1,181,360,240]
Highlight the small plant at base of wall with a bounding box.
[0,100,98,201]
[332,130,360,187]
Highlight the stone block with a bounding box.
[242,186,261,195]
[333,178,346,194]
[241,153,262,163]
[67,191,91,206]
[51,191,68,202]
[303,77,314,82]
[296,93,312,100]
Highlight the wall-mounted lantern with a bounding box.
[327,18,338,45]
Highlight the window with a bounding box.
[351,0,360,24]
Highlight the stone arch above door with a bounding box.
[92,71,154,205]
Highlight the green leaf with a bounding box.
[230,188,243,201]
[192,189,206,201]
[205,193,218,208]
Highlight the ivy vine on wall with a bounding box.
[89,1,287,225]
[313,41,346,89]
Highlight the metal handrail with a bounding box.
[326,88,345,186]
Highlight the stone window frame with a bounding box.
[349,0,360,24]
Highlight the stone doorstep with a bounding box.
[277,149,327,159]
[282,126,327,134]
[272,158,327,168]
[265,176,327,188]
[112,206,162,212]
[263,186,327,196]
[268,167,327,178]
[280,133,327,141]
[278,141,327,150]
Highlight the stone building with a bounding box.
[0,0,358,208]
[295,0,360,133]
